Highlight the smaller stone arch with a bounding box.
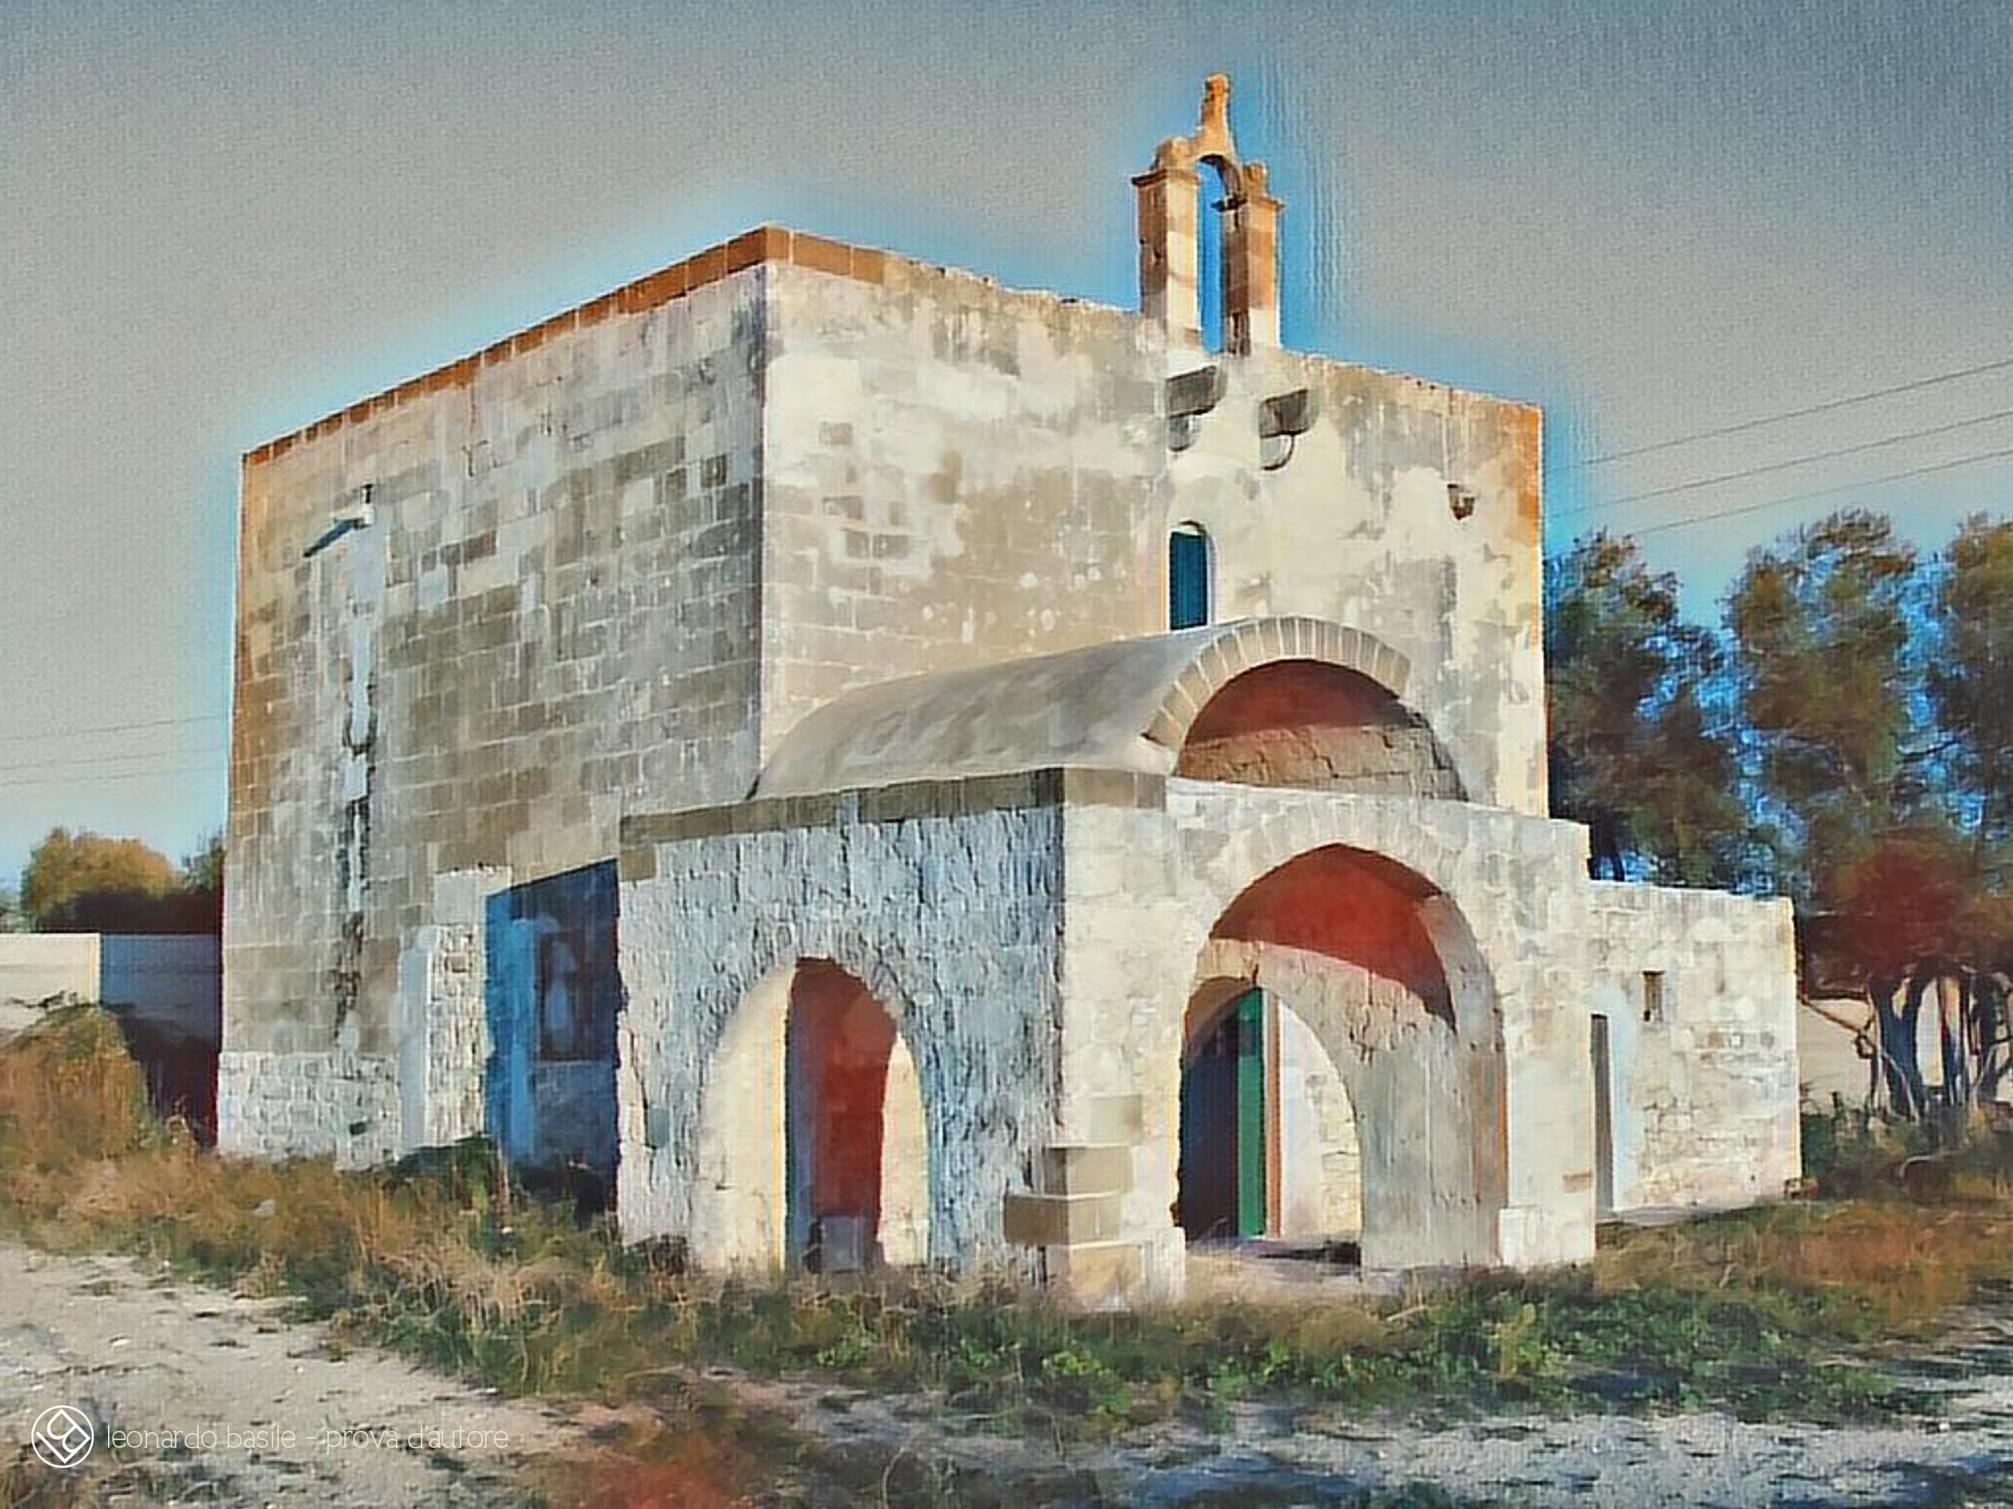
[754,615,1439,800]
[689,957,930,1274]
[1174,658,1466,798]
[1142,617,1412,753]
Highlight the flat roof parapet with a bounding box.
[242,226,898,469]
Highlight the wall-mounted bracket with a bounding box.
[304,484,376,559]
[1258,387,1317,470]
[1166,365,1226,451]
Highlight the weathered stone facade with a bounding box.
[227,75,1799,1299]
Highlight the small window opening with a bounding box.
[1169,523,1212,629]
[1641,970,1666,1025]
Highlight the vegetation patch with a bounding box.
[5,1010,2013,1501]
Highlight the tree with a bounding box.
[19,828,180,930]
[1929,515,2013,874]
[1546,532,1750,885]
[181,832,224,895]
[178,832,225,932]
[1726,509,1923,903]
[1729,508,2013,1123]
[1831,823,1974,1117]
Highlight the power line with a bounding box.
[0,763,224,794]
[1619,444,2013,542]
[1573,355,2013,467]
[0,712,226,746]
[0,745,228,777]
[1558,405,2013,519]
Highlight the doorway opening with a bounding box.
[783,960,928,1273]
[483,860,620,1208]
[1178,985,1360,1256]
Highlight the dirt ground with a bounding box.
[0,1243,566,1505]
[4,1239,2012,1507]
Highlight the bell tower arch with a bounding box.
[1132,73,1283,356]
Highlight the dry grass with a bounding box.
[1595,1195,2013,1340]
[6,1006,2013,1501]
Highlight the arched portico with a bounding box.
[1175,844,1508,1270]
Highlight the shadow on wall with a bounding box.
[1176,660,1465,800]
[110,1009,219,1143]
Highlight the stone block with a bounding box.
[1043,1240,1146,1308]
[1036,1143,1133,1196]
[1001,1191,1125,1248]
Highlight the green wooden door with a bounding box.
[1232,991,1267,1238]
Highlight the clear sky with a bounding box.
[2,0,2008,885]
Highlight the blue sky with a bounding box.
[1,0,2008,883]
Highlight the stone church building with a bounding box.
[224,77,1800,1301]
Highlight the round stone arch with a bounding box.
[688,946,931,1275]
[1147,618,1412,751]
[1149,618,1466,800]
[1175,843,1508,1270]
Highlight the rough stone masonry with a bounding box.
[224,75,1799,1302]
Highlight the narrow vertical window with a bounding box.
[1170,523,1212,630]
[1641,970,1665,1025]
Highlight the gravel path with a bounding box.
[0,1243,569,1506]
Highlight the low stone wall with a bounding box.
[0,934,219,1041]
[0,933,98,1007]
[1585,883,1801,1212]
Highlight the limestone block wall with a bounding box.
[227,253,771,1161]
[1049,778,1597,1295]
[392,868,504,1154]
[759,256,1547,816]
[215,1047,402,1168]
[759,258,1160,750]
[1585,882,1801,1211]
[614,775,1071,1272]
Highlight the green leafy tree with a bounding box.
[1929,515,2013,873]
[1731,508,2013,1121]
[178,831,225,931]
[1545,532,1750,884]
[181,832,224,895]
[1726,509,1923,902]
